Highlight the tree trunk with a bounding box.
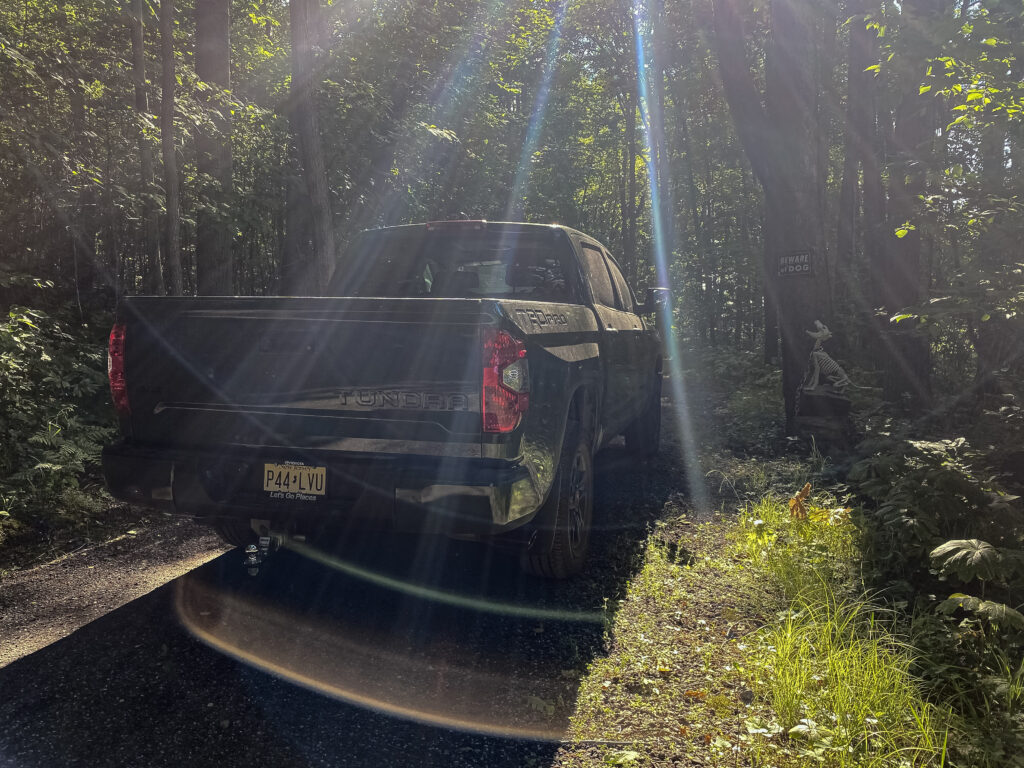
[131,0,164,295]
[195,0,233,295]
[289,0,335,294]
[836,0,877,352]
[675,93,714,344]
[281,156,314,293]
[69,82,97,302]
[620,88,638,279]
[714,0,830,430]
[650,9,675,275]
[160,0,183,295]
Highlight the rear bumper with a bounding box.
[101,442,543,536]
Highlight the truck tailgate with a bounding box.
[121,297,489,457]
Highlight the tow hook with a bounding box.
[243,535,273,577]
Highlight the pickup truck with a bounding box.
[103,221,666,578]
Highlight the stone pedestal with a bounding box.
[795,388,852,444]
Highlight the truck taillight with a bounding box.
[482,329,529,433]
[108,322,130,417]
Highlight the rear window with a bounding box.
[328,227,580,303]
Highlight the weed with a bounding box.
[735,491,953,767]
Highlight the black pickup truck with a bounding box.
[103,221,666,577]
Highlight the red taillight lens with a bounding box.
[482,329,529,433]
[108,322,130,417]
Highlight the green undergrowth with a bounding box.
[555,488,953,767]
[734,494,952,767]
[0,278,120,568]
[555,508,770,768]
[848,430,1024,766]
[555,346,1020,767]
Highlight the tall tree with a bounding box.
[288,0,335,293]
[130,0,164,295]
[195,0,232,295]
[835,0,876,322]
[713,0,831,430]
[160,0,182,295]
[873,0,949,405]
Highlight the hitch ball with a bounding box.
[243,543,261,577]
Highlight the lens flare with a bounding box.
[632,0,709,513]
[285,538,606,624]
[174,574,573,740]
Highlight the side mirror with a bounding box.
[638,287,669,314]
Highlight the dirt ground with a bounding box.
[0,515,227,667]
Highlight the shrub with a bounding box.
[0,300,115,543]
[849,435,1024,764]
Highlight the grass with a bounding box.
[555,490,952,767]
[555,510,764,767]
[555,347,953,767]
[733,494,952,767]
[734,494,859,604]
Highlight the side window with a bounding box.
[603,253,634,313]
[580,243,616,307]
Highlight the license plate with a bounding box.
[262,463,326,499]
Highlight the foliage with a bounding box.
[847,432,1024,765]
[850,437,1022,577]
[0,279,115,543]
[735,492,858,605]
[734,492,951,767]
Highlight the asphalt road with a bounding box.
[0,412,687,768]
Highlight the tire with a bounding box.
[625,372,662,457]
[520,421,594,579]
[211,517,252,548]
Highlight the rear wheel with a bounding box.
[625,372,662,457]
[521,422,594,579]
[211,517,252,548]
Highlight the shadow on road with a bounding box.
[0,422,687,768]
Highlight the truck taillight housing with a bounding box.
[108,322,130,417]
[482,329,529,433]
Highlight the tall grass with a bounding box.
[735,495,952,767]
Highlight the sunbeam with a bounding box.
[632,0,709,514]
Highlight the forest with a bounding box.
[1,0,1023,764]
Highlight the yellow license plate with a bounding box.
[262,463,326,498]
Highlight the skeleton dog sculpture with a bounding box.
[804,321,851,392]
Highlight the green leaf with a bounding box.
[605,751,641,766]
[937,594,1024,630]
[981,313,991,322]
[930,539,1001,582]
[919,84,931,95]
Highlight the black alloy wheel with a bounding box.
[521,422,594,579]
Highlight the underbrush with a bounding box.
[848,432,1024,766]
[734,493,952,767]
[0,277,116,557]
[679,347,783,453]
